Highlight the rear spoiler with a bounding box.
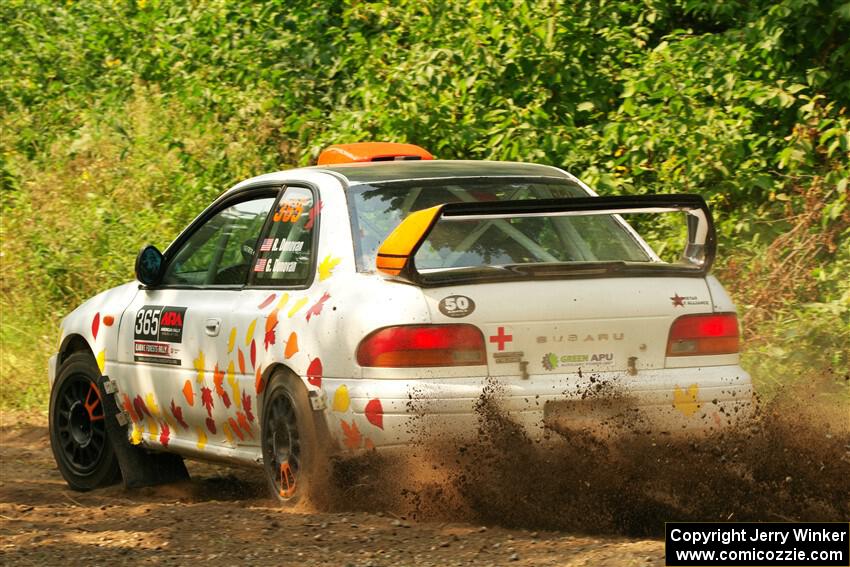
[376,194,716,285]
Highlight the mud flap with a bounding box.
[98,377,190,489]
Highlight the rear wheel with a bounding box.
[261,371,324,505]
[49,352,121,491]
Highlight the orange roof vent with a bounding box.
[317,142,434,165]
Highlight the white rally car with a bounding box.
[48,142,751,501]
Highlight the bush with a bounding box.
[1,0,847,409]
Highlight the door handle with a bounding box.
[205,318,221,337]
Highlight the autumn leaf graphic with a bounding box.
[159,422,170,447]
[317,255,341,281]
[264,309,279,350]
[365,398,384,430]
[213,364,231,408]
[305,292,330,322]
[170,399,188,429]
[306,357,323,388]
[341,419,362,450]
[242,391,254,422]
[201,386,214,417]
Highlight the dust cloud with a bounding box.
[320,370,850,537]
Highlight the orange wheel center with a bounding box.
[279,461,296,498]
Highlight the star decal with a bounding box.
[671,293,685,307]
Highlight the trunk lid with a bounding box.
[422,277,713,376]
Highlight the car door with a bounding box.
[114,188,279,458]
[228,185,321,449]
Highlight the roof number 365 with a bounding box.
[274,202,303,223]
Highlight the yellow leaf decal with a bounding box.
[275,293,289,311]
[147,419,158,438]
[145,393,161,417]
[287,297,309,318]
[196,426,207,450]
[194,351,205,383]
[223,422,234,444]
[333,385,350,412]
[318,255,341,281]
[245,318,257,346]
[228,360,241,409]
[673,384,701,417]
[131,424,143,445]
[96,349,106,374]
[228,327,237,353]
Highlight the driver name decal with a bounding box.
[134,305,187,365]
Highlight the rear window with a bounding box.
[347,178,652,272]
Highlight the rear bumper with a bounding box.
[322,365,752,450]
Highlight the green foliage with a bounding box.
[1,0,848,409]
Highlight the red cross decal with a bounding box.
[489,327,513,351]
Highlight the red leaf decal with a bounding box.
[304,200,323,231]
[238,349,246,374]
[257,293,277,310]
[237,411,253,438]
[229,417,244,441]
[242,391,254,422]
[365,398,384,430]
[170,399,188,429]
[159,422,170,446]
[134,395,151,419]
[341,419,361,449]
[201,387,214,417]
[92,313,100,340]
[213,364,231,408]
[264,310,279,351]
[255,367,264,395]
[305,292,330,322]
[205,417,217,434]
[250,339,256,369]
[122,394,139,423]
[306,357,323,388]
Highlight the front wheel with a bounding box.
[49,352,121,491]
[261,371,325,505]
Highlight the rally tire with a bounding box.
[261,370,324,505]
[49,352,121,491]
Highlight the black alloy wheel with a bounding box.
[260,372,322,505]
[49,352,120,490]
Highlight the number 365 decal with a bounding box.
[134,305,187,343]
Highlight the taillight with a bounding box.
[357,324,486,367]
[666,313,740,356]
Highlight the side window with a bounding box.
[161,196,276,286]
[251,186,316,286]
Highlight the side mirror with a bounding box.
[135,245,164,286]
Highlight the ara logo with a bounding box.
[161,310,183,327]
[541,352,615,370]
